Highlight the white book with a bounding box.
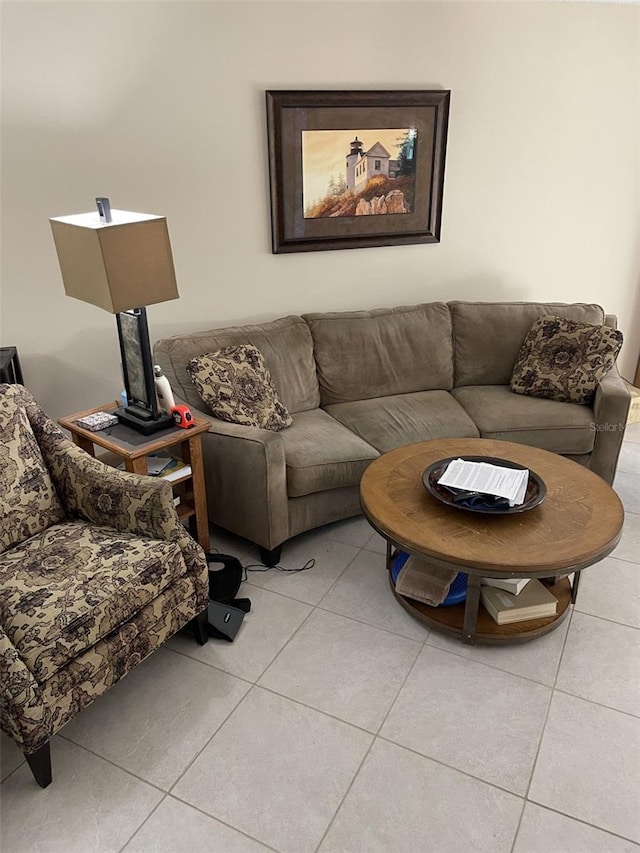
[482,576,531,595]
[160,461,192,482]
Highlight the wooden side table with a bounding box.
[58,402,211,550]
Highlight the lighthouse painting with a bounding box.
[302,128,417,219]
[266,89,450,252]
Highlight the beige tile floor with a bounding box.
[2,429,640,852]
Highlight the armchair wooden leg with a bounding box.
[190,608,209,645]
[259,545,281,567]
[25,741,52,788]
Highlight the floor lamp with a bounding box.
[50,201,179,434]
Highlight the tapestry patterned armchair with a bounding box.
[0,384,209,787]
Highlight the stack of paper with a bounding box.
[438,459,529,507]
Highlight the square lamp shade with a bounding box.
[49,209,179,313]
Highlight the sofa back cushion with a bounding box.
[0,384,65,553]
[154,315,320,414]
[450,301,606,387]
[303,303,454,405]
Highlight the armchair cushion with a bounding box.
[0,393,65,553]
[0,520,187,682]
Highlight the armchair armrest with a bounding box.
[0,625,51,754]
[46,435,183,541]
[196,410,289,550]
[47,433,209,606]
[591,364,630,484]
[24,399,181,542]
[29,404,208,603]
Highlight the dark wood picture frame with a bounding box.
[266,89,450,254]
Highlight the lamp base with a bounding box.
[115,407,175,435]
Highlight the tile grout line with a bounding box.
[56,732,169,795]
[508,605,576,853]
[421,633,567,690]
[150,544,362,851]
[248,543,363,685]
[313,622,430,852]
[513,800,640,848]
[569,605,640,632]
[165,641,258,683]
[117,793,169,852]
[163,787,283,853]
[315,547,431,853]
[312,737,376,853]
[551,687,640,721]
[373,732,530,801]
[165,683,258,799]
[314,601,429,644]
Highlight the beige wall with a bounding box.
[2,0,639,418]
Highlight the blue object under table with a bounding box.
[391,551,468,607]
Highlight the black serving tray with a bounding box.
[422,455,546,515]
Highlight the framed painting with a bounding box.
[266,89,450,254]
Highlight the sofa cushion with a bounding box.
[0,520,186,682]
[0,390,65,554]
[282,409,378,497]
[325,391,480,454]
[303,303,454,405]
[510,316,623,405]
[452,385,596,454]
[450,301,606,387]
[187,345,293,431]
[155,315,320,415]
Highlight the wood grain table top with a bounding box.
[360,438,624,576]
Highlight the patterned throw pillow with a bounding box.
[510,316,623,405]
[186,344,292,431]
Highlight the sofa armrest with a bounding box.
[196,411,289,551]
[0,625,51,754]
[591,365,630,484]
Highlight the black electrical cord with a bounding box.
[205,547,315,583]
[242,558,315,582]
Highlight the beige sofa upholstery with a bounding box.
[155,301,630,565]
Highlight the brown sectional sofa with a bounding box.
[155,301,630,565]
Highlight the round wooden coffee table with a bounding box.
[360,438,624,644]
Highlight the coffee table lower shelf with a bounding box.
[390,575,573,644]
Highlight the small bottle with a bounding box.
[153,365,175,415]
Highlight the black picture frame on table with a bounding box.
[266,89,450,254]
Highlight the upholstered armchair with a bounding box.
[0,384,209,787]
